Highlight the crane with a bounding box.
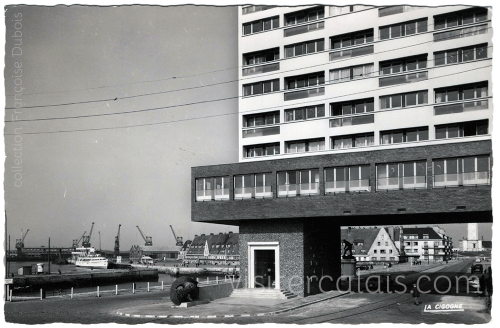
[136,225,152,246]
[15,229,29,257]
[72,231,86,248]
[114,224,121,256]
[81,222,95,248]
[170,225,184,246]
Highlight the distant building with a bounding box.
[178,240,192,260]
[184,231,239,265]
[341,227,400,262]
[394,226,452,262]
[459,223,487,251]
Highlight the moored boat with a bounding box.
[72,247,108,269]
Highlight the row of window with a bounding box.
[243,120,488,157]
[195,155,490,201]
[242,7,487,37]
[242,81,488,128]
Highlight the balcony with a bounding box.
[242,126,280,138]
[196,189,230,202]
[284,87,324,101]
[433,24,488,42]
[242,62,280,76]
[284,21,324,37]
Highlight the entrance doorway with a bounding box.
[248,242,280,289]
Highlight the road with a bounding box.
[5,260,491,324]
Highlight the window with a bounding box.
[380,127,428,144]
[244,143,280,158]
[330,64,374,82]
[423,235,429,239]
[278,169,319,197]
[380,19,428,40]
[331,98,374,116]
[324,165,370,193]
[374,249,378,254]
[234,173,272,199]
[433,155,490,187]
[434,24,487,42]
[243,16,279,35]
[377,242,381,246]
[285,6,324,26]
[331,5,373,16]
[214,176,230,200]
[331,29,374,49]
[243,48,279,66]
[332,133,374,150]
[434,44,487,66]
[434,82,488,115]
[242,5,275,15]
[376,161,427,190]
[380,55,427,75]
[285,72,325,90]
[385,242,389,246]
[435,120,488,139]
[285,39,324,58]
[380,249,386,254]
[243,79,279,96]
[434,8,488,30]
[286,138,325,153]
[243,111,280,127]
[380,91,428,109]
[285,105,325,121]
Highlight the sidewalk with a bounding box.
[116,290,349,319]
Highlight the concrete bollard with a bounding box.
[10,289,13,302]
[40,289,43,301]
[133,283,135,294]
[71,287,73,299]
[196,277,199,282]
[97,286,100,298]
[216,276,219,284]
[207,277,210,283]
[147,282,150,292]
[116,285,118,295]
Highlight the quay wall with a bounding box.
[12,269,158,289]
[131,264,240,276]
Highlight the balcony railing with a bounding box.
[376,176,427,191]
[434,100,488,115]
[284,21,324,37]
[329,45,374,61]
[284,87,325,101]
[433,172,490,188]
[325,179,371,194]
[379,71,427,87]
[433,24,488,42]
[196,189,229,201]
[242,126,280,138]
[234,186,273,200]
[278,183,319,197]
[242,62,280,76]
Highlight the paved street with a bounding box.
[4,259,491,324]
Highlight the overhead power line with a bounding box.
[4,63,492,135]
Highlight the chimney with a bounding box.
[210,233,214,235]
[194,235,198,238]
[201,234,205,236]
[219,232,223,235]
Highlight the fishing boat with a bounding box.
[71,247,108,269]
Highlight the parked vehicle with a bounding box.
[357,264,370,270]
[471,264,483,274]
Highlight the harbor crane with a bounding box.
[15,229,29,257]
[81,222,95,248]
[170,225,184,247]
[72,231,86,248]
[136,225,152,246]
[114,224,121,256]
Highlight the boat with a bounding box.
[72,247,109,269]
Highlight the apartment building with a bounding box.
[394,226,453,262]
[192,5,492,297]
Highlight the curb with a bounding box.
[116,291,350,319]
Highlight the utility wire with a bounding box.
[4,63,492,135]
[5,34,492,111]
[4,17,490,98]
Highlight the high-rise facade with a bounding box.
[192,5,492,297]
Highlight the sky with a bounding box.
[2,2,495,252]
